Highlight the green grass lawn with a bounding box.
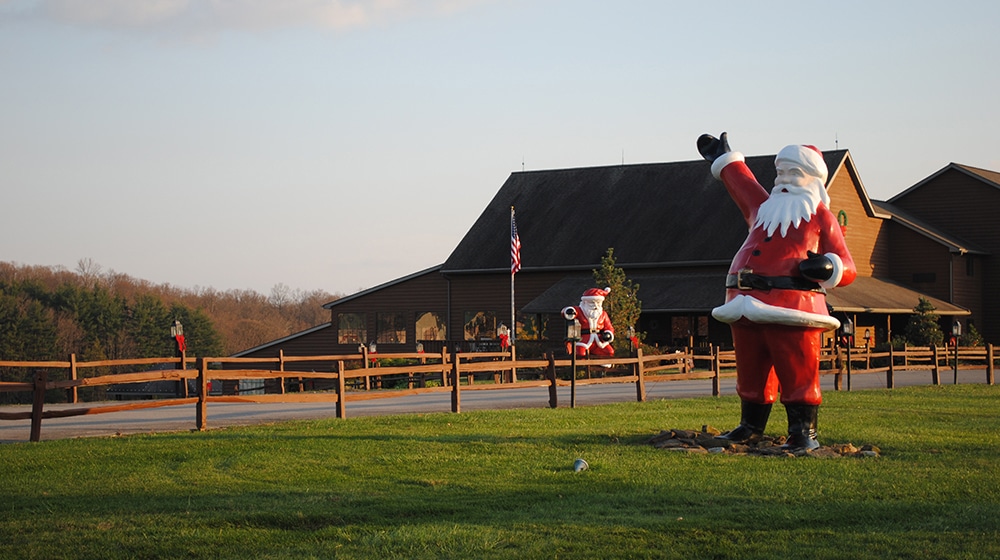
[2,384,999,559]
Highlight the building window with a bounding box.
[967,259,975,276]
[516,313,546,340]
[376,312,407,344]
[415,312,446,341]
[337,313,366,344]
[464,311,497,340]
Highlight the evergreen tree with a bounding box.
[168,304,224,357]
[904,298,944,347]
[128,294,174,357]
[960,322,984,347]
[592,248,642,354]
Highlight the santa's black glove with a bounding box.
[799,251,834,282]
[697,132,730,163]
[599,330,614,343]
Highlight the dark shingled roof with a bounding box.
[442,151,849,273]
[826,276,968,315]
[522,271,727,314]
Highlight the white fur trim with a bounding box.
[711,151,745,179]
[776,145,827,184]
[712,294,841,330]
[819,252,844,289]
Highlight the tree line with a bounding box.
[0,260,339,363]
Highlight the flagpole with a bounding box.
[510,206,516,349]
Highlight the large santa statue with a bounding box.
[697,132,857,453]
[562,287,615,358]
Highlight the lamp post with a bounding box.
[841,318,854,391]
[565,316,581,408]
[952,321,962,384]
[863,328,872,369]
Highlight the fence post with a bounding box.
[440,347,449,387]
[887,344,895,389]
[196,357,208,431]
[510,345,518,384]
[932,346,940,385]
[336,360,347,419]
[278,350,286,395]
[987,344,995,386]
[68,353,78,404]
[179,349,189,398]
[547,352,558,408]
[712,345,721,397]
[635,347,646,402]
[451,346,461,413]
[194,356,208,432]
[29,370,47,442]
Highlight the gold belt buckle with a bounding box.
[737,267,753,290]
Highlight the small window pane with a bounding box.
[415,312,447,341]
[338,313,366,344]
[376,312,407,344]
[464,311,497,340]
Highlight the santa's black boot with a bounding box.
[781,404,820,454]
[717,400,772,443]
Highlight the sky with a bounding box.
[2,0,998,297]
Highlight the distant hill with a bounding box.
[0,260,339,359]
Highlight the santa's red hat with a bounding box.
[776,144,829,205]
[581,287,610,301]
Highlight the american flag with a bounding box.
[510,208,522,274]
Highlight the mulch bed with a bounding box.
[648,426,882,458]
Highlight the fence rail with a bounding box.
[1,343,995,442]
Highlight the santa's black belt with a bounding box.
[725,270,823,292]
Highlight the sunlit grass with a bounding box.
[2,384,999,559]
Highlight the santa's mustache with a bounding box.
[753,184,822,237]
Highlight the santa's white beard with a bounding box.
[581,305,602,324]
[753,183,823,237]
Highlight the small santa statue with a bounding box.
[698,132,857,453]
[562,287,615,358]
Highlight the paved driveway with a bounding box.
[1,369,991,443]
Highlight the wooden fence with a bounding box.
[1,343,995,442]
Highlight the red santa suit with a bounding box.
[710,146,856,405]
[562,288,615,358]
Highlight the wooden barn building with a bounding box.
[236,152,997,363]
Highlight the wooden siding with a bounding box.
[328,271,450,353]
[891,167,999,341]
[236,324,340,371]
[892,168,1000,248]
[952,254,984,328]
[827,168,889,278]
[887,223,957,305]
[446,270,569,340]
